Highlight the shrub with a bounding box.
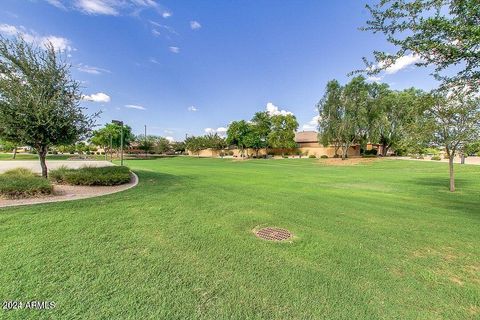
[431,156,441,161]
[308,155,316,159]
[320,155,328,159]
[4,168,37,177]
[0,172,53,199]
[228,150,234,156]
[362,154,377,158]
[50,166,131,186]
[363,149,378,156]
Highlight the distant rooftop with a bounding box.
[295,131,319,143]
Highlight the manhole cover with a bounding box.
[255,227,292,241]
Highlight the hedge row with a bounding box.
[0,169,53,199]
[50,166,131,186]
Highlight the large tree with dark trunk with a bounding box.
[0,36,97,177]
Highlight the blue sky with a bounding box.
[0,0,439,141]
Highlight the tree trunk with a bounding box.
[381,143,389,157]
[449,156,455,192]
[341,145,348,160]
[38,146,48,178]
[12,147,17,159]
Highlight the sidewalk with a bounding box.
[393,156,480,165]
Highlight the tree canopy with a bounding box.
[363,0,480,89]
[0,36,97,177]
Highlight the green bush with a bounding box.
[0,171,53,199]
[308,155,316,159]
[363,149,378,156]
[320,155,328,159]
[431,156,441,161]
[4,168,37,177]
[50,166,131,186]
[362,154,377,158]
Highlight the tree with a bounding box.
[136,134,157,154]
[464,141,480,156]
[185,136,205,157]
[226,120,251,157]
[204,133,227,156]
[0,139,18,159]
[91,123,134,159]
[251,111,272,155]
[317,80,344,157]
[375,88,426,156]
[422,91,480,192]
[318,77,371,159]
[0,36,97,177]
[172,141,186,154]
[363,0,480,89]
[268,114,299,156]
[154,137,172,154]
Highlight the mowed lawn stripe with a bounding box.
[0,157,478,319]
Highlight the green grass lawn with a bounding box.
[0,158,479,319]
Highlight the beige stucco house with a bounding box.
[187,131,362,158]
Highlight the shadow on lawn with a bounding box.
[409,176,480,218]
[412,176,474,188]
[133,169,192,189]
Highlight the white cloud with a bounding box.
[301,115,320,131]
[205,127,227,136]
[149,21,178,38]
[0,24,20,36]
[165,136,174,142]
[265,102,293,116]
[46,0,66,9]
[187,106,197,112]
[82,92,111,103]
[149,57,160,65]
[190,20,201,30]
[77,64,110,75]
[47,0,164,16]
[162,11,171,18]
[75,0,119,15]
[366,75,383,82]
[169,46,180,53]
[0,23,73,52]
[125,104,146,110]
[384,54,422,74]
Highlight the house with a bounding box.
[295,131,360,158]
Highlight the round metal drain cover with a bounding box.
[255,227,292,241]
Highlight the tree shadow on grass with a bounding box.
[411,177,474,188]
[409,176,480,218]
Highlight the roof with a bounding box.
[295,131,319,143]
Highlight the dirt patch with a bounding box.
[317,157,380,166]
[0,173,138,208]
[450,276,464,286]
